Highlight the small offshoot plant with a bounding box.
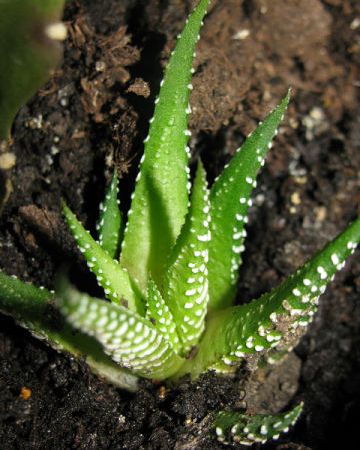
[1,0,359,446]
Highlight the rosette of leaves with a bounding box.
[0,0,359,445]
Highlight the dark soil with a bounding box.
[1,0,359,449]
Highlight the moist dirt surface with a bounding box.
[1,1,360,449]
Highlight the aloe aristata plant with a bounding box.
[0,0,359,445]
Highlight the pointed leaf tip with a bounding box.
[63,203,142,314]
[120,0,211,290]
[177,217,359,379]
[208,92,290,311]
[97,170,123,259]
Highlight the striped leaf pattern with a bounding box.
[58,282,183,380]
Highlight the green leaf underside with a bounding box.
[215,403,303,446]
[145,279,181,353]
[120,0,211,290]
[97,171,123,259]
[177,217,359,379]
[0,0,65,140]
[165,161,210,354]
[63,204,142,313]
[0,272,139,390]
[208,91,290,312]
[57,282,184,380]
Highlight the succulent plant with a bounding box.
[0,0,359,445]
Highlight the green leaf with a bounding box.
[57,281,184,380]
[0,271,139,391]
[0,271,52,322]
[165,161,210,354]
[177,217,359,379]
[0,0,66,140]
[208,91,290,311]
[97,171,123,259]
[145,279,181,353]
[63,203,143,314]
[214,402,303,445]
[120,0,211,290]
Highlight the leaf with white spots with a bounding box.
[120,0,210,290]
[97,171,123,259]
[214,402,303,446]
[208,91,290,312]
[0,271,54,325]
[63,204,143,314]
[145,278,181,353]
[165,161,210,355]
[1,0,359,398]
[177,217,359,379]
[0,271,139,390]
[57,281,184,380]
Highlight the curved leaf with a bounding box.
[57,281,184,380]
[0,271,139,390]
[63,204,143,313]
